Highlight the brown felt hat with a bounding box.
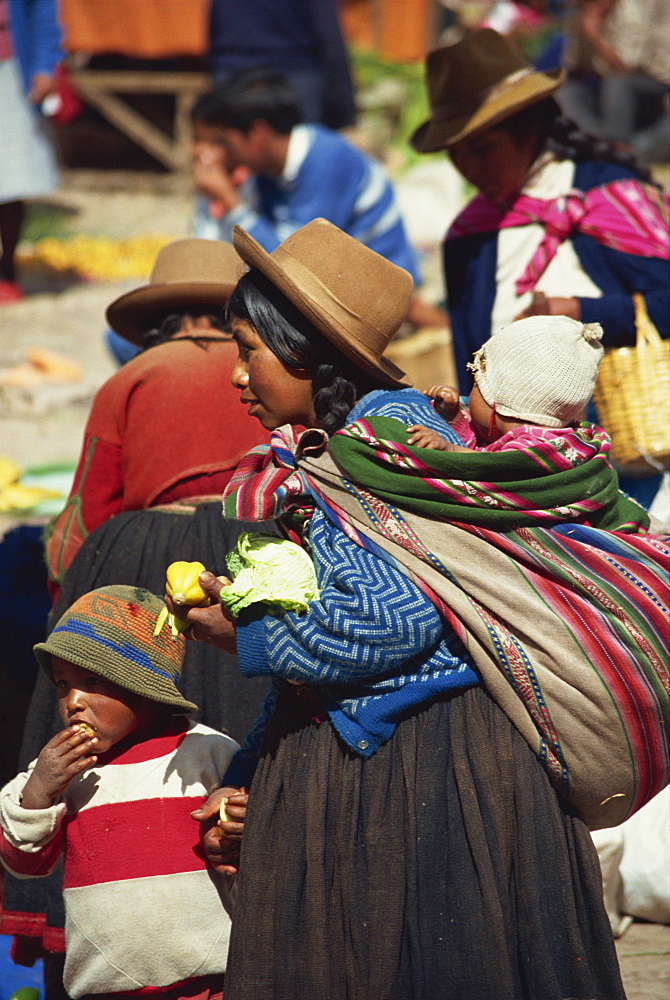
[410,28,565,152]
[232,219,413,388]
[106,238,246,345]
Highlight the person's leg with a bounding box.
[0,199,25,282]
[557,77,603,136]
[285,69,326,125]
[599,72,639,144]
[600,71,669,159]
[628,75,670,163]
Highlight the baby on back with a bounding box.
[408,315,605,454]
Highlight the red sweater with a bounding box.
[0,718,237,998]
[46,331,269,585]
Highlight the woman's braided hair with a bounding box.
[225,269,382,435]
[498,97,655,184]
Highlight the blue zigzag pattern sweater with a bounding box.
[224,389,480,787]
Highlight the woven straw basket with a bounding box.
[593,294,670,474]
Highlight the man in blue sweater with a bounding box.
[191,69,444,328]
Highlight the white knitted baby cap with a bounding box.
[469,315,604,427]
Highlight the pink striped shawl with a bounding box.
[446,178,670,295]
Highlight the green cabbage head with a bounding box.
[220,532,319,616]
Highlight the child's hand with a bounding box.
[422,384,460,420]
[407,425,454,450]
[21,726,98,809]
[192,785,248,875]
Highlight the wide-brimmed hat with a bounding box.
[232,219,413,388]
[34,585,197,714]
[106,238,245,345]
[410,28,565,152]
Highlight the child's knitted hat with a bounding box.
[469,315,604,427]
[34,585,197,714]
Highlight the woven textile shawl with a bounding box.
[329,416,649,531]
[227,420,669,830]
[224,422,669,828]
[445,177,670,295]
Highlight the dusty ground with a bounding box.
[1,169,668,998]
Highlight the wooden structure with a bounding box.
[58,0,437,173]
[68,69,208,172]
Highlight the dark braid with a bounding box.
[498,98,656,184]
[312,363,378,436]
[547,115,655,183]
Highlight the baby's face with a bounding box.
[53,657,156,753]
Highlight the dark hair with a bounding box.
[141,310,226,350]
[191,68,301,135]
[226,270,381,435]
[496,97,654,182]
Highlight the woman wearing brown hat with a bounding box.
[2,239,274,993]
[410,29,668,408]
[174,218,627,1000]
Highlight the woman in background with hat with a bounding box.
[2,239,274,995]
[410,28,669,404]
[176,218,627,1000]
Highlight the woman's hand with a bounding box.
[165,570,237,651]
[21,727,98,809]
[515,292,581,321]
[192,786,248,874]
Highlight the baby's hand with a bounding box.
[21,726,98,809]
[422,384,460,420]
[407,425,454,450]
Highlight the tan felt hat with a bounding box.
[410,28,565,152]
[106,238,246,345]
[232,218,413,388]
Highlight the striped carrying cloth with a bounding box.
[229,419,670,830]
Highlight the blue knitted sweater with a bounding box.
[223,389,480,787]
[193,124,420,283]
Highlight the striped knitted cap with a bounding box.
[34,586,197,714]
[469,316,604,427]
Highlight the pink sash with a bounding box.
[446,178,670,295]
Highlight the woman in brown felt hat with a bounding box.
[410,30,668,503]
[171,218,627,1000]
[2,239,275,995]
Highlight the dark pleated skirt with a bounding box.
[2,502,275,945]
[224,685,626,1000]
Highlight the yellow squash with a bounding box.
[166,560,209,607]
[154,560,211,636]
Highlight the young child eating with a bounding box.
[407,314,606,454]
[0,585,238,1000]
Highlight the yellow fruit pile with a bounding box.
[0,457,62,514]
[18,234,174,282]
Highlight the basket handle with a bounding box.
[633,293,663,349]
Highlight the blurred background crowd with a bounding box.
[0,2,668,998]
